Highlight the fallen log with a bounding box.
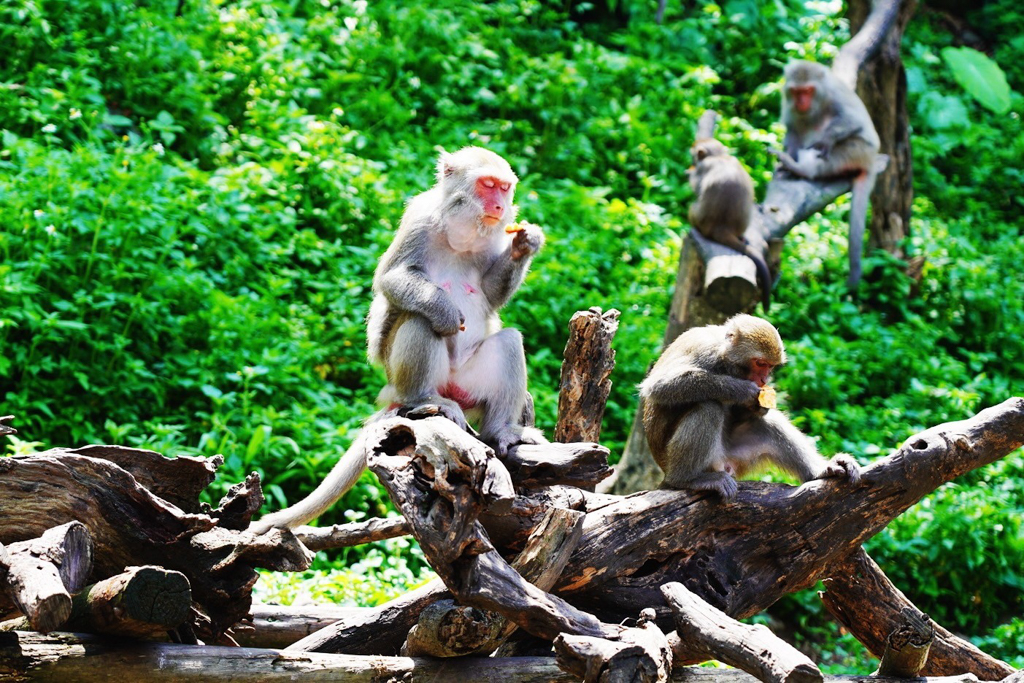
[555,610,671,683]
[232,603,367,649]
[0,521,92,633]
[7,630,999,683]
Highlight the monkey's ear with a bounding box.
[436,151,456,182]
[695,148,708,161]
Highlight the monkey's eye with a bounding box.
[499,183,511,192]
[481,178,496,188]
[753,359,772,372]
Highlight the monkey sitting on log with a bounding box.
[772,60,880,289]
[688,138,773,311]
[640,314,859,499]
[252,147,545,533]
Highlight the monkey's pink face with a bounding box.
[749,359,775,387]
[789,85,816,114]
[475,176,514,227]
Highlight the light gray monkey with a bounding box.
[640,314,859,499]
[253,147,545,532]
[773,60,880,289]
[688,138,772,311]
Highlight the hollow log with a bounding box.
[555,307,620,445]
[876,608,933,678]
[820,548,1015,680]
[0,522,92,634]
[662,582,820,683]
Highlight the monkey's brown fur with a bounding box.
[688,139,772,311]
[641,314,859,499]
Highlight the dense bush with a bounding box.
[1,0,1021,665]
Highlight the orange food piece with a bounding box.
[505,222,525,234]
[758,385,777,410]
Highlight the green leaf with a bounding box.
[941,46,1012,114]
[918,92,969,130]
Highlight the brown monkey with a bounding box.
[688,138,772,311]
[253,147,545,532]
[773,60,880,289]
[640,314,859,499]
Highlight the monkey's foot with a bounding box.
[818,453,861,484]
[663,472,738,501]
[483,424,544,457]
[397,397,470,432]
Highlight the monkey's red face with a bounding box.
[789,84,816,114]
[749,358,774,387]
[476,176,514,227]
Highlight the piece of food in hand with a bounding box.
[459,323,466,331]
[504,221,525,234]
[757,385,777,410]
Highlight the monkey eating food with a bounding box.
[773,60,880,289]
[640,314,859,499]
[252,146,546,533]
[687,138,773,311]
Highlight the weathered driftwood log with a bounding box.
[0,446,309,638]
[63,565,191,639]
[233,603,367,649]
[0,416,15,436]
[293,517,411,552]
[555,307,620,444]
[0,521,92,634]
[662,582,820,683]
[820,548,1015,680]
[560,398,1024,646]
[364,416,619,641]
[554,609,671,683]
[403,506,585,657]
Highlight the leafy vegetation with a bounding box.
[1,0,1021,667]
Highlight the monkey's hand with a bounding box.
[768,148,811,178]
[686,471,739,500]
[428,304,465,337]
[817,453,861,484]
[511,222,545,260]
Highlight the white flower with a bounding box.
[308,120,326,132]
[44,225,56,235]
[152,143,165,156]
[69,108,82,120]
[41,124,57,134]
[33,209,44,218]
[332,107,344,117]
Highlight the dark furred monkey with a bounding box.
[640,314,859,499]
[688,138,772,311]
[774,60,880,289]
[252,147,545,533]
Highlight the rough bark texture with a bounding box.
[820,548,1015,680]
[555,617,671,683]
[293,517,411,552]
[64,566,191,639]
[0,522,92,634]
[876,608,933,678]
[846,0,917,258]
[662,582,821,683]
[555,307,621,445]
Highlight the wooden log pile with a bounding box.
[0,307,1022,682]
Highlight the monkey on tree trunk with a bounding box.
[688,138,773,311]
[252,147,546,533]
[640,314,860,499]
[773,60,880,289]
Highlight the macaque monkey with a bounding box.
[774,60,880,289]
[252,147,545,533]
[640,314,859,499]
[688,138,772,311]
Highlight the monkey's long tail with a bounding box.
[250,419,378,533]
[846,171,876,290]
[744,246,774,313]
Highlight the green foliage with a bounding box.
[941,46,1013,114]
[1,0,1023,666]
